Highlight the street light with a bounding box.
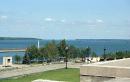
[103,48,106,61]
[65,46,69,69]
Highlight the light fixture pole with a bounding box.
[104,48,106,61]
[65,46,69,69]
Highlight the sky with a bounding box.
[0,0,130,39]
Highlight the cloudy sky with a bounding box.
[0,0,130,39]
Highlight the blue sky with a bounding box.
[0,0,130,39]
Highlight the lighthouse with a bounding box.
[38,40,40,49]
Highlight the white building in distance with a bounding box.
[3,56,12,67]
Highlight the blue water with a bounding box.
[0,39,50,64]
[67,39,130,55]
[0,52,24,64]
[0,39,130,64]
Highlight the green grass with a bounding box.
[0,68,80,82]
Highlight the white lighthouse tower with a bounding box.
[37,40,40,49]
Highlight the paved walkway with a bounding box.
[0,63,81,79]
[80,76,130,82]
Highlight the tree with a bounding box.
[79,47,91,62]
[39,47,46,63]
[58,39,70,69]
[22,53,30,64]
[86,47,91,57]
[14,55,21,64]
[68,45,79,58]
[115,51,124,59]
[80,48,86,62]
[25,45,39,62]
[105,53,115,60]
[58,39,67,58]
[91,52,97,57]
[124,50,130,58]
[44,40,59,62]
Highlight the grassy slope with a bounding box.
[0,68,80,82]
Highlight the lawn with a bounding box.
[0,68,80,82]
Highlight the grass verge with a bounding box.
[0,68,80,82]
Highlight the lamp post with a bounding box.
[103,48,106,61]
[65,46,69,69]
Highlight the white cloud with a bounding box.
[0,15,8,19]
[61,19,66,23]
[44,17,54,22]
[96,19,103,23]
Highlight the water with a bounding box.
[68,39,130,54]
[0,39,51,64]
[0,39,130,64]
[0,52,24,64]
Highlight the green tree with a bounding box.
[124,51,130,58]
[86,47,91,57]
[79,47,91,62]
[44,40,59,62]
[58,39,69,69]
[58,39,67,57]
[39,47,46,62]
[26,45,39,61]
[22,53,31,64]
[104,53,115,60]
[68,45,79,58]
[91,52,97,57]
[79,48,86,62]
[14,55,21,64]
[115,51,124,59]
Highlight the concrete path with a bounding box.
[0,63,81,79]
[80,58,130,78]
[80,76,130,82]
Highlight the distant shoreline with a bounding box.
[0,37,130,41]
[0,37,40,40]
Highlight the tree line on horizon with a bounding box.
[13,39,130,64]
